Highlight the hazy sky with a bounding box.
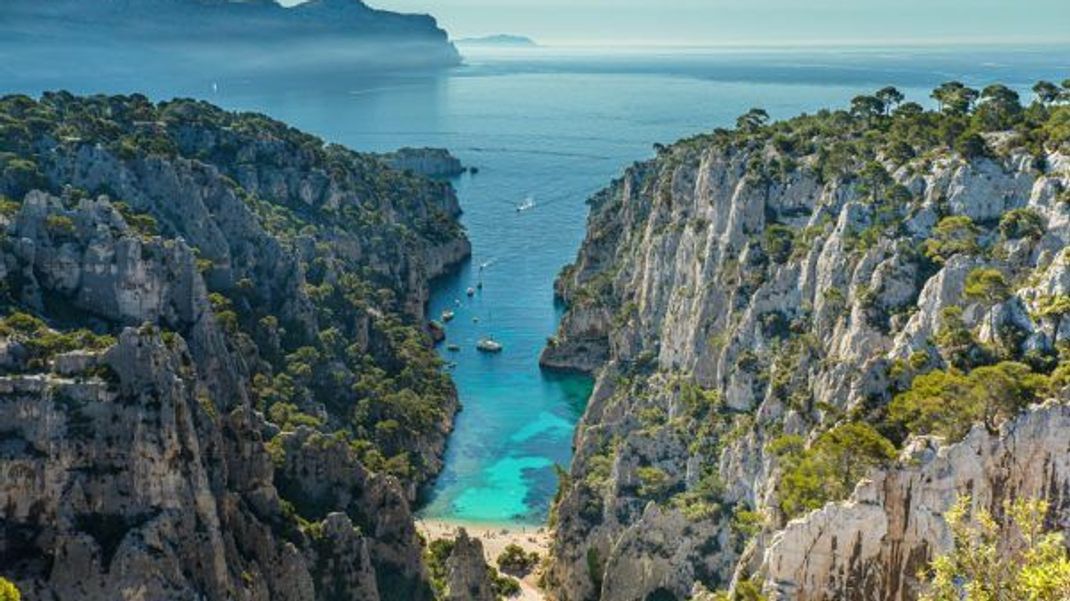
[280,0,1070,45]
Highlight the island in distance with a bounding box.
[455,34,538,47]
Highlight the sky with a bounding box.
[280,0,1070,46]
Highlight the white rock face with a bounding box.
[0,193,432,601]
[381,147,466,179]
[542,137,1070,601]
[762,403,1070,601]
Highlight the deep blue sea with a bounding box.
[3,43,1067,524]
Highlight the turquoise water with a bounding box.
[4,43,1068,525]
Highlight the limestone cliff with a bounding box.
[0,94,470,600]
[542,92,1070,600]
[444,530,498,601]
[761,402,1070,600]
[382,148,467,179]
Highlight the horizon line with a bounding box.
[450,38,1070,50]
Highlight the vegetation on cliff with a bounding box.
[921,496,1070,601]
[543,77,1070,600]
[425,532,520,600]
[0,578,19,601]
[0,92,467,485]
[0,93,468,599]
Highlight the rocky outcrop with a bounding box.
[444,529,497,601]
[382,148,467,179]
[0,190,433,600]
[1,93,470,487]
[760,402,1070,601]
[0,94,468,600]
[543,103,1070,601]
[274,428,430,600]
[0,321,312,599]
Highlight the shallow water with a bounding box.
[3,42,1067,525]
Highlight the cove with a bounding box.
[6,43,1064,526]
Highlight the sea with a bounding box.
[3,42,1067,525]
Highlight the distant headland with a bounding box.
[456,34,538,47]
[0,0,461,80]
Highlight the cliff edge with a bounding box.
[542,85,1070,600]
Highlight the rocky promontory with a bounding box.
[542,84,1070,600]
[0,93,470,600]
[382,147,468,179]
[0,0,461,79]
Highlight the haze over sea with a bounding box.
[5,43,1067,524]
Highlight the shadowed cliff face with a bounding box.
[0,93,470,600]
[542,97,1070,600]
[0,0,461,79]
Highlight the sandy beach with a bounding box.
[417,519,551,601]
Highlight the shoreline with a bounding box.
[416,518,551,601]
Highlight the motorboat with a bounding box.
[476,338,503,353]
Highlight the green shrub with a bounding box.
[933,307,982,369]
[954,132,988,158]
[762,224,795,264]
[496,543,539,577]
[0,312,115,370]
[0,197,20,217]
[44,214,76,237]
[923,216,980,264]
[777,422,896,519]
[267,402,323,431]
[636,466,672,499]
[909,350,931,370]
[731,508,766,539]
[963,268,1010,304]
[998,208,1045,240]
[670,470,725,520]
[889,361,1046,442]
[0,578,19,601]
[586,547,605,592]
[425,538,455,596]
[490,570,521,597]
[113,202,159,237]
[1034,295,1070,318]
[920,496,1070,601]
